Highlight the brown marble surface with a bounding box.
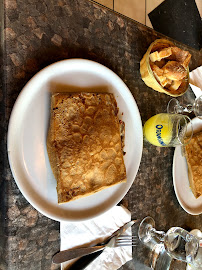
[0,0,202,269]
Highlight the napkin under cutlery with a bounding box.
[60,205,132,270]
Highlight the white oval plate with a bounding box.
[7,59,143,222]
[173,117,202,215]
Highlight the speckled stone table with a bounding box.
[0,0,202,269]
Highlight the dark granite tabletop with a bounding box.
[0,0,202,269]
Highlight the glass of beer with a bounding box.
[143,113,193,147]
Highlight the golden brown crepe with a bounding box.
[47,92,127,204]
[185,131,202,198]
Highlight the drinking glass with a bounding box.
[138,217,202,268]
[167,95,202,119]
[143,113,193,147]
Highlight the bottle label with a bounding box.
[156,125,166,146]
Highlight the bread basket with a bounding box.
[140,39,189,97]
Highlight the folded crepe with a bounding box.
[47,92,127,204]
[185,131,202,198]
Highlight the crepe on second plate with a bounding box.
[185,131,202,199]
[47,92,127,204]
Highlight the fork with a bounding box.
[104,234,138,248]
[52,234,138,264]
[115,235,138,247]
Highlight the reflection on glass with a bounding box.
[138,217,202,268]
[167,95,202,119]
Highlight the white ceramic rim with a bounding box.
[173,117,202,215]
[7,59,143,221]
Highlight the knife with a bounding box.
[52,219,138,265]
[65,250,103,270]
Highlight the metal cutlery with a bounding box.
[66,236,138,270]
[115,235,138,246]
[53,234,138,264]
[52,219,138,265]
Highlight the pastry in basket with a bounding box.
[185,131,202,199]
[47,92,126,204]
[140,39,191,97]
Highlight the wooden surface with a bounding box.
[93,0,202,28]
[0,0,202,269]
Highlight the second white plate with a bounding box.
[173,117,202,215]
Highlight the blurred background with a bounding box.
[90,0,202,50]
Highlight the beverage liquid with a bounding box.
[143,114,173,147]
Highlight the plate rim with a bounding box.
[173,117,202,215]
[7,58,143,221]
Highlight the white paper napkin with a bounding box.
[60,205,132,270]
[189,66,202,98]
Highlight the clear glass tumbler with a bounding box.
[143,113,193,147]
